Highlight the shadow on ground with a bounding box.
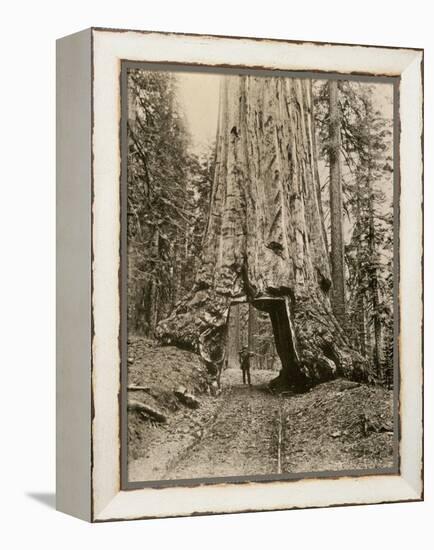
[26,492,56,509]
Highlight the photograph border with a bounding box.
[119,60,401,491]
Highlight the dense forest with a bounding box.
[127,70,214,334]
[127,70,394,388]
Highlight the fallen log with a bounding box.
[174,386,201,409]
[128,400,167,423]
[128,385,151,393]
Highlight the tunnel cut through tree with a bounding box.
[156,75,368,389]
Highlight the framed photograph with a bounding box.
[56,28,423,522]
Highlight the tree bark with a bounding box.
[356,293,367,356]
[354,171,367,357]
[248,303,257,370]
[148,227,160,334]
[227,303,240,368]
[328,80,346,328]
[157,76,368,388]
[367,161,383,379]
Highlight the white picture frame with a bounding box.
[56,27,423,522]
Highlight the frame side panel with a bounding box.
[56,28,92,522]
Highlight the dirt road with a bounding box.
[168,369,282,479]
[129,368,282,481]
[128,353,395,483]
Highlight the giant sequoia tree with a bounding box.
[157,75,367,388]
[328,80,346,328]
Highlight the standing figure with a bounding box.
[239,346,252,386]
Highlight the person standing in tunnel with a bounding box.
[239,346,252,386]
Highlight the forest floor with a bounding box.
[127,336,396,483]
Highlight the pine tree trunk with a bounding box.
[366,113,383,380]
[372,283,383,379]
[148,227,160,334]
[354,172,367,357]
[356,293,367,356]
[328,80,346,328]
[368,188,383,380]
[248,303,257,370]
[156,76,368,388]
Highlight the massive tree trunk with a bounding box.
[226,304,240,368]
[156,75,368,389]
[328,80,346,328]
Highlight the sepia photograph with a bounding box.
[122,64,398,485]
[2,0,427,540]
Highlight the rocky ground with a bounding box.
[127,336,396,483]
